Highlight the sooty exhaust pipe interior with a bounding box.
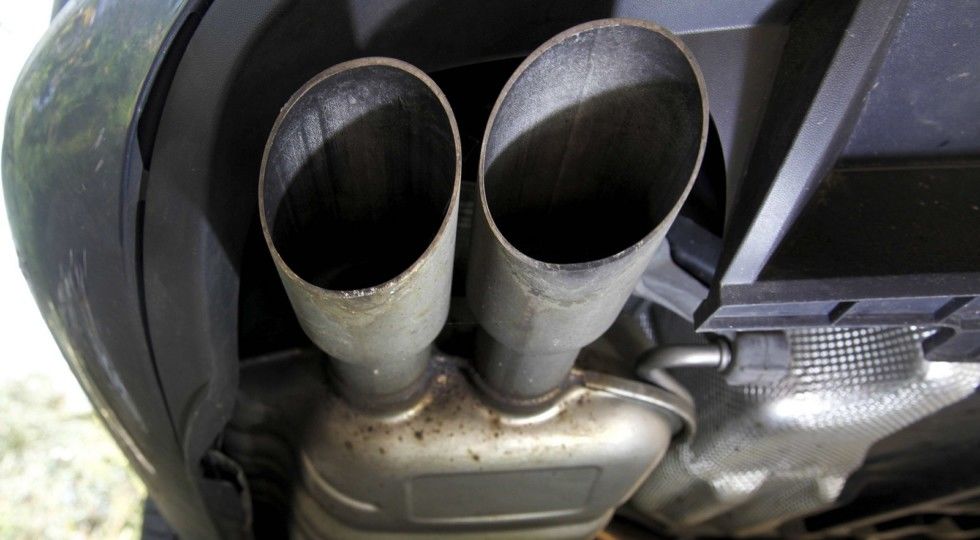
[259,58,461,407]
[468,19,709,402]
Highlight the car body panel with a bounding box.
[0,0,220,537]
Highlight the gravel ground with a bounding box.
[1,4,147,539]
[0,375,145,539]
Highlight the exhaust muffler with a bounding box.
[468,19,709,402]
[259,58,461,407]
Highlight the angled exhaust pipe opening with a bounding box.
[260,58,461,408]
[468,19,709,403]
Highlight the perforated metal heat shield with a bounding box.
[630,327,980,536]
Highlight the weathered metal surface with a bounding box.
[227,350,688,538]
[259,58,461,403]
[467,19,709,401]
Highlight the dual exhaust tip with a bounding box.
[260,58,460,403]
[259,20,708,407]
